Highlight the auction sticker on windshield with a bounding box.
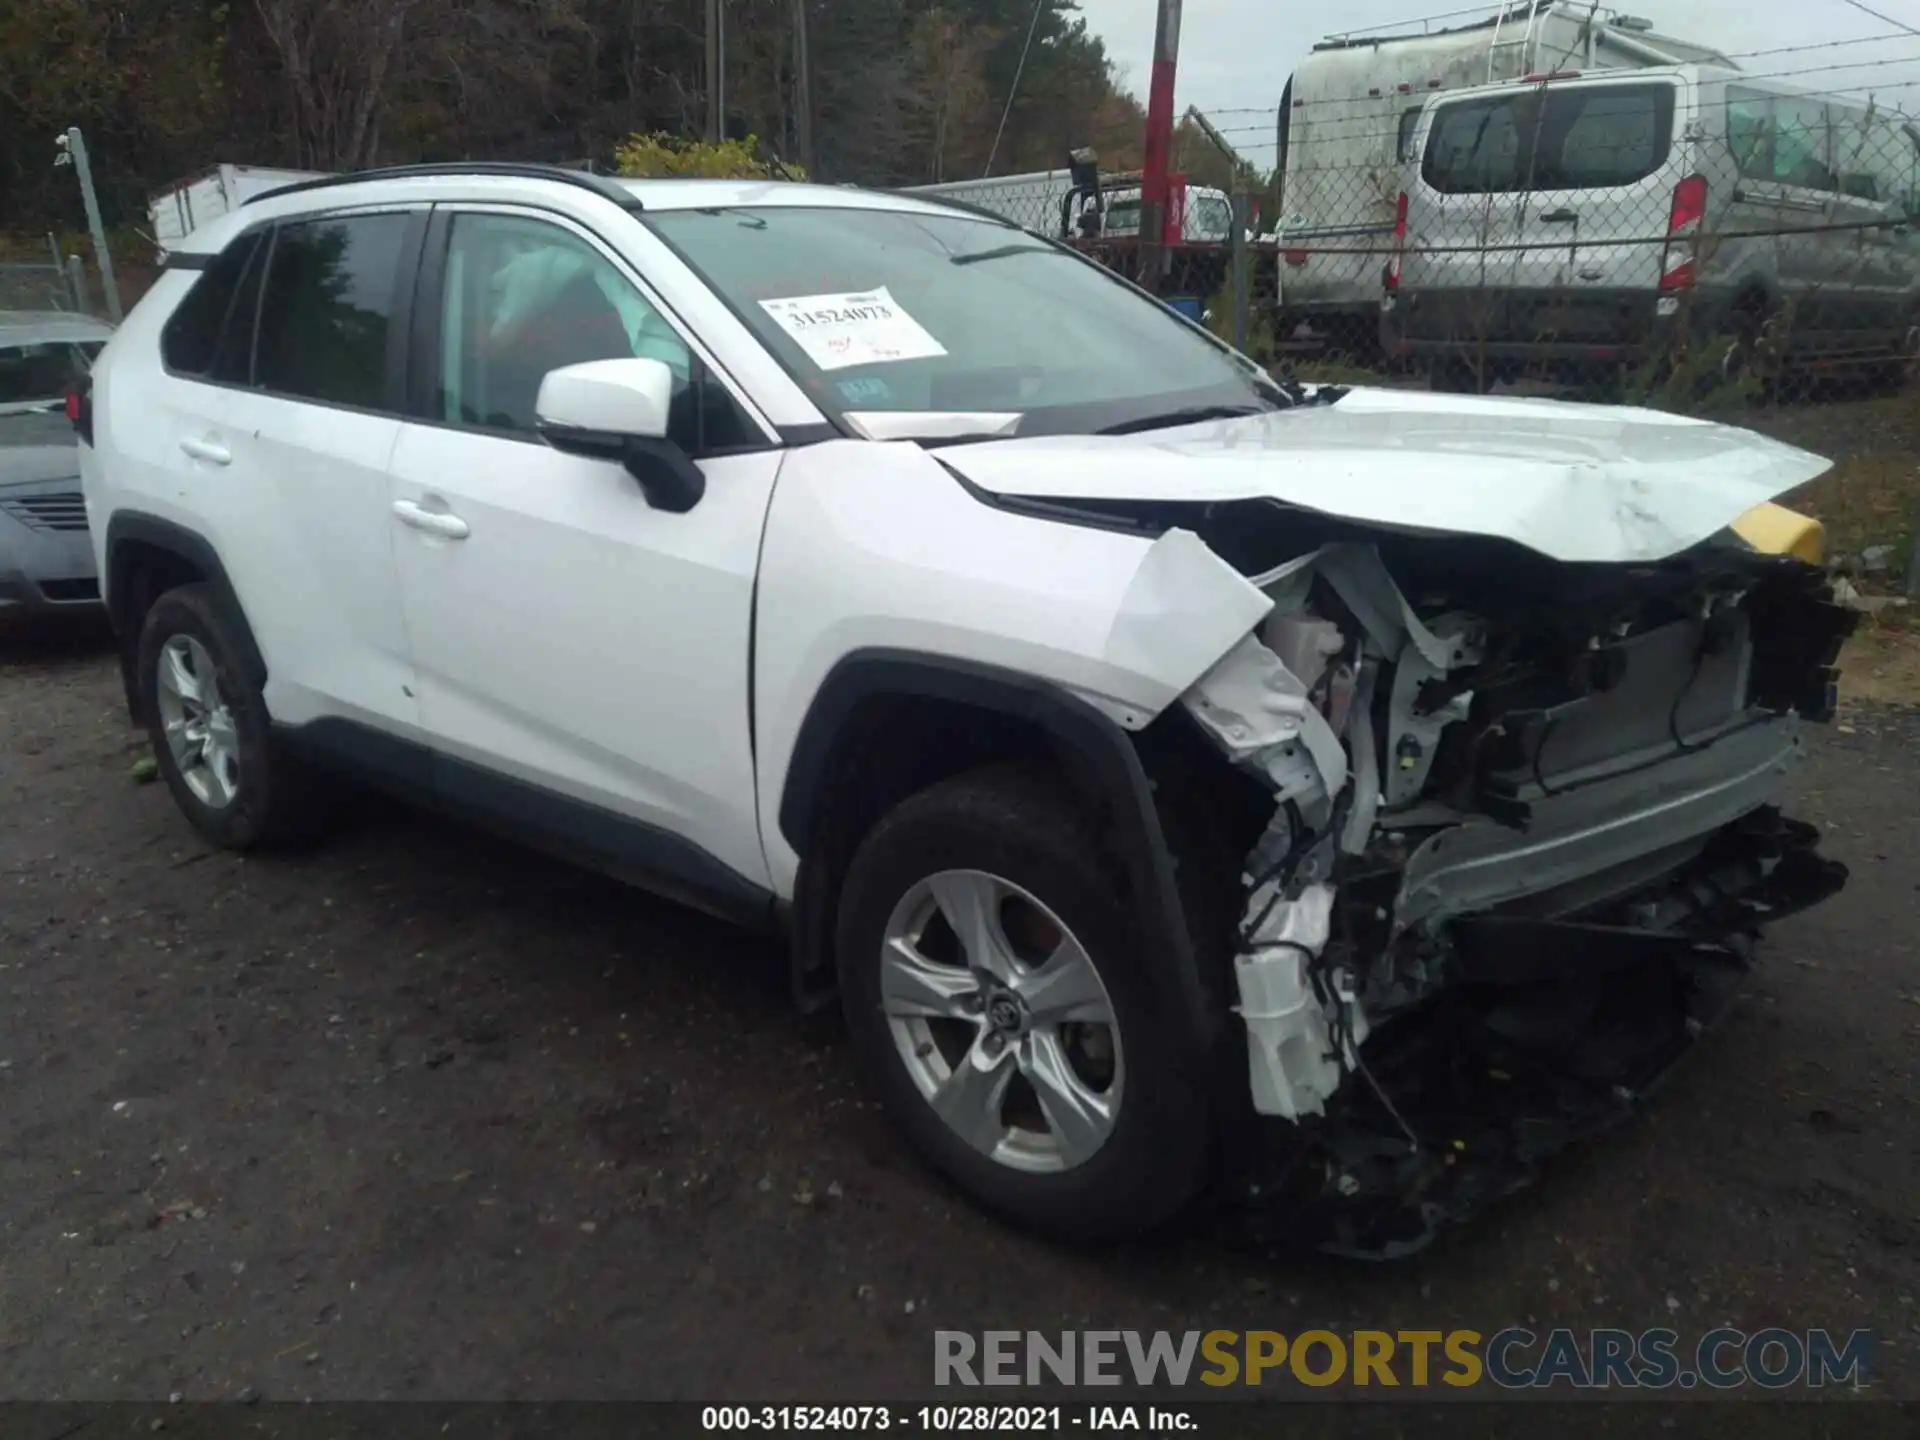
[758,287,947,371]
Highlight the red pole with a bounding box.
[1140,0,1181,289]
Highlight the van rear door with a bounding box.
[1408,77,1684,342]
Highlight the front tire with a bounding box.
[836,766,1213,1240]
[137,584,328,851]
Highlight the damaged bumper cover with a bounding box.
[1117,515,1855,1256]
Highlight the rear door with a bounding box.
[1405,88,1527,345]
[161,208,427,747]
[1408,80,1683,339]
[1723,86,1838,341]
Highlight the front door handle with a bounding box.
[392,499,471,540]
[179,436,230,466]
[1539,209,1579,224]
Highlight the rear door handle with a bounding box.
[392,499,470,540]
[178,436,230,466]
[1539,209,1579,224]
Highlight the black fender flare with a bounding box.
[103,512,267,710]
[778,649,1220,1065]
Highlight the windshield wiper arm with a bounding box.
[1095,404,1273,436]
[950,243,1060,266]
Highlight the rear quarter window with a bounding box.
[161,232,268,380]
[1422,83,1676,193]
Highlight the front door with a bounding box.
[385,206,781,906]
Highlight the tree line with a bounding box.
[0,0,1161,233]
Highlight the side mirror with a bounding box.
[535,357,705,513]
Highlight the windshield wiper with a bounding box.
[950,243,1060,267]
[1095,404,1273,436]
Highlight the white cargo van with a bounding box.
[1384,66,1920,390]
[1275,3,1731,354]
[148,165,329,259]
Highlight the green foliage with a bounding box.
[614,133,804,181]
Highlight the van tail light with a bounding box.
[1385,190,1409,293]
[1661,174,1708,292]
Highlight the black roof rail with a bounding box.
[247,162,640,209]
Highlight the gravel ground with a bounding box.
[1,623,1915,1409]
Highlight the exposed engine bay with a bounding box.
[1122,506,1856,1257]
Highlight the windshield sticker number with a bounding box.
[758,287,947,372]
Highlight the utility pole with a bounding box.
[792,0,814,172]
[54,127,121,322]
[1140,0,1182,294]
[706,0,726,142]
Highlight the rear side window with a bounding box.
[161,232,266,380]
[254,213,411,410]
[1422,83,1675,193]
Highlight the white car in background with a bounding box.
[77,164,1854,1255]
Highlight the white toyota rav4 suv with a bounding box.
[80,164,1855,1255]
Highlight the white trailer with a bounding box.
[902,170,1080,233]
[1274,2,1732,353]
[904,169,1237,242]
[148,165,328,259]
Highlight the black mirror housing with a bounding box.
[622,437,706,513]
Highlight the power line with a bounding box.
[985,0,1049,178]
[1840,0,1920,39]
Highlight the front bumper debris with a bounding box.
[1228,809,1846,1259]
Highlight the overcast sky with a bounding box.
[1072,0,1920,166]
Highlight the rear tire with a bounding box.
[836,765,1213,1240]
[137,584,330,851]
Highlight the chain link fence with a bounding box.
[905,59,1920,594]
[0,253,92,315]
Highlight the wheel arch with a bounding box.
[104,512,265,722]
[778,649,1222,1069]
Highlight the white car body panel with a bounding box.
[936,387,1832,565]
[750,441,1274,895]
[387,423,780,891]
[82,272,423,740]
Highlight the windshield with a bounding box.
[643,206,1271,437]
[0,339,102,413]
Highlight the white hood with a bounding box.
[938,388,1832,565]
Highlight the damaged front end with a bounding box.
[1159,520,1856,1257]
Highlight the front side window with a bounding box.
[254,213,411,410]
[643,204,1271,436]
[434,212,753,452]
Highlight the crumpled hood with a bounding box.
[938,387,1832,564]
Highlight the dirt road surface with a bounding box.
[1,627,1915,1417]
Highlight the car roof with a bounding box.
[166,170,1016,259]
[0,310,116,346]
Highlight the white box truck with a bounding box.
[1274,1,1732,355]
[148,165,329,259]
[904,169,1237,242]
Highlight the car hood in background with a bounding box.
[937,388,1832,565]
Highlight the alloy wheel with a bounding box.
[154,635,240,810]
[879,869,1122,1174]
